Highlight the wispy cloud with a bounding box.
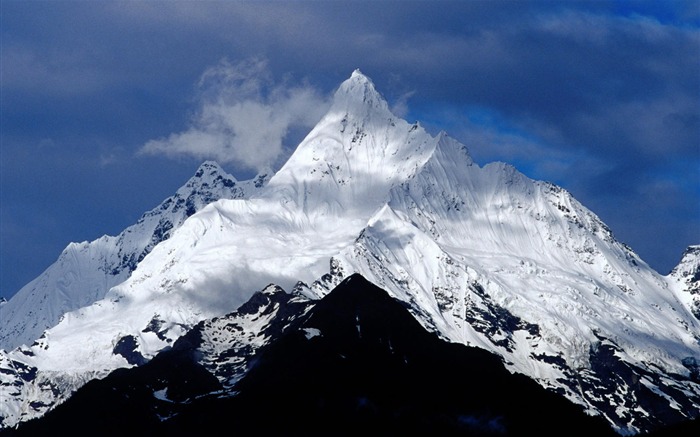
[390,90,415,119]
[140,58,330,171]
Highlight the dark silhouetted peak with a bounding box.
[223,274,616,437]
[236,284,288,316]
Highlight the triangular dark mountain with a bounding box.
[6,274,617,436]
[199,274,616,436]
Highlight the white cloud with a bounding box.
[140,58,330,171]
[390,90,415,119]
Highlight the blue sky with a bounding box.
[1,0,698,299]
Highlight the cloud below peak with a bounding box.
[140,58,330,171]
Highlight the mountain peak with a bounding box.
[177,161,238,198]
[263,70,437,216]
[669,245,700,278]
[194,160,225,175]
[0,159,259,352]
[191,160,234,183]
[331,69,390,116]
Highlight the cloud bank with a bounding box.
[140,58,330,171]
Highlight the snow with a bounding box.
[153,388,173,403]
[303,328,322,340]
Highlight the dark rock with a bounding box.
[112,335,147,366]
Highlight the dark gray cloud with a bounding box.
[1,1,698,298]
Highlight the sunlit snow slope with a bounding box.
[1,70,698,434]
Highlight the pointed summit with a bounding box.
[330,69,391,117]
[264,70,437,215]
[177,160,237,198]
[192,160,229,179]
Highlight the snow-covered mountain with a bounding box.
[0,160,269,351]
[1,70,698,434]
